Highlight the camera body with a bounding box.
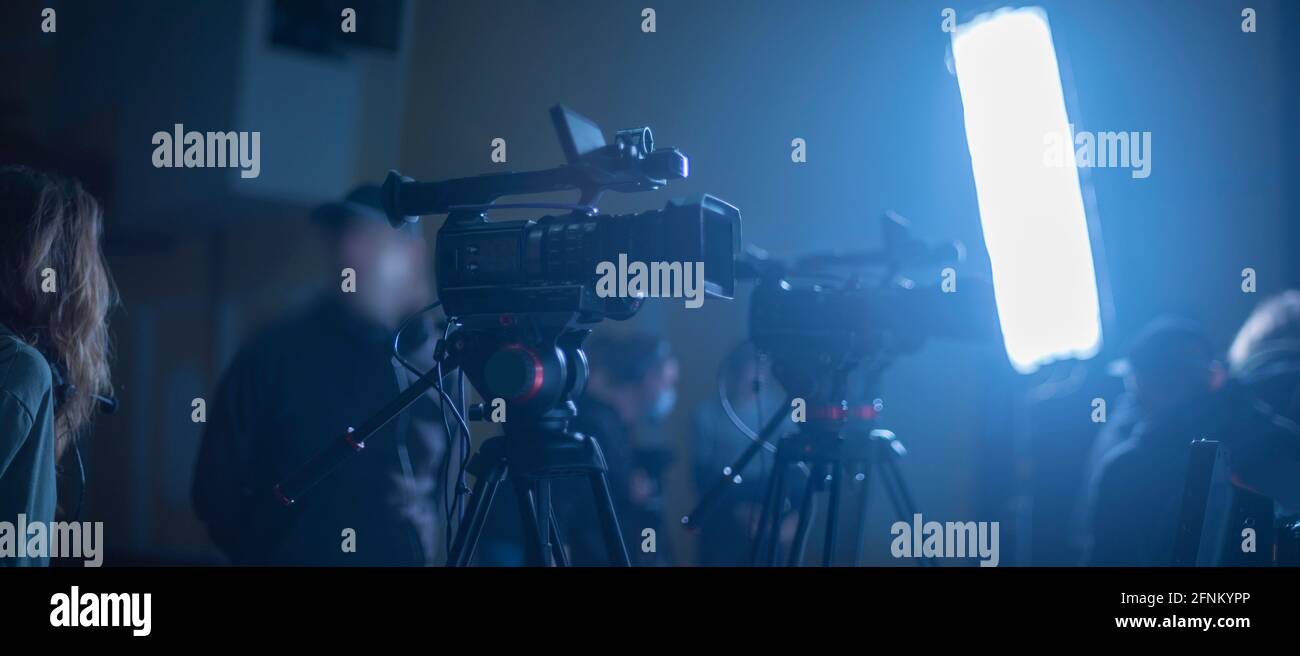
[434,197,738,320]
[744,214,998,401]
[382,105,741,322]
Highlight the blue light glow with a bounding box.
[952,7,1103,374]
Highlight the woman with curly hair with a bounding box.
[0,165,115,566]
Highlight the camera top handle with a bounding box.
[381,105,688,227]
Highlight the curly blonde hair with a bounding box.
[0,165,116,457]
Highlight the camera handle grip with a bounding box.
[382,168,590,226]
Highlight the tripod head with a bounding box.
[441,311,636,567]
[445,312,592,430]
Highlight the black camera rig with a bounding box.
[274,106,742,566]
[381,104,739,321]
[684,214,1000,565]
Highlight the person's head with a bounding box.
[312,185,430,329]
[1112,316,1224,418]
[0,166,115,456]
[584,332,679,426]
[1227,290,1300,375]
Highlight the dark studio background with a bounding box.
[1,0,1297,565]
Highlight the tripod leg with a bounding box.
[882,456,922,518]
[822,461,844,567]
[878,460,908,522]
[786,464,820,567]
[761,458,789,567]
[588,471,632,566]
[511,477,547,566]
[447,460,508,567]
[852,468,871,567]
[537,480,556,567]
[749,455,780,565]
[879,457,935,567]
[547,501,570,567]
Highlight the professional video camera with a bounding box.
[684,214,1000,565]
[276,106,742,567]
[381,104,740,320]
[743,212,998,395]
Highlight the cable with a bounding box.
[393,300,442,378]
[716,342,808,480]
[717,343,776,452]
[456,368,469,525]
[430,318,475,551]
[424,318,473,554]
[393,302,453,555]
[390,300,474,555]
[434,317,458,553]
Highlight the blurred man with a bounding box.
[192,185,451,565]
[1078,317,1226,566]
[568,332,678,565]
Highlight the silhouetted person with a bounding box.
[192,186,452,565]
[566,333,678,565]
[1078,318,1225,566]
[1080,312,1300,566]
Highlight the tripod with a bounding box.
[441,314,630,566]
[446,407,630,567]
[272,312,631,567]
[750,409,929,567]
[681,366,930,566]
